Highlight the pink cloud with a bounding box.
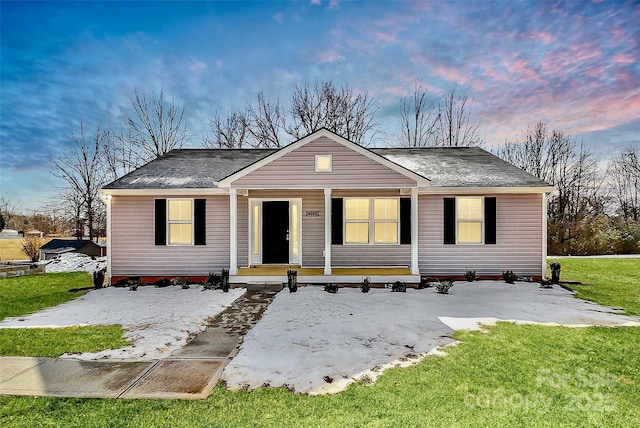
[613,53,636,64]
[316,50,345,63]
[376,32,396,42]
[310,0,321,5]
[189,60,206,72]
[528,30,555,44]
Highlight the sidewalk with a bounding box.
[0,290,277,400]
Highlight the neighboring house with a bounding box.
[40,239,104,261]
[100,128,553,285]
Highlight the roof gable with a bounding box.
[217,128,431,188]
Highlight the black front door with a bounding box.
[262,201,289,264]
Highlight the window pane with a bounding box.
[458,222,482,243]
[253,205,260,255]
[316,155,332,172]
[345,222,369,243]
[291,204,299,255]
[457,198,482,221]
[374,222,398,244]
[168,200,192,221]
[374,199,398,220]
[169,223,192,244]
[345,199,369,220]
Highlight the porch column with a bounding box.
[324,188,332,275]
[542,192,548,279]
[103,194,112,283]
[229,188,238,275]
[411,187,419,275]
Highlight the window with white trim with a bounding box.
[315,154,332,172]
[456,197,483,244]
[344,198,399,244]
[168,199,193,245]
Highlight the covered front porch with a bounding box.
[231,265,419,286]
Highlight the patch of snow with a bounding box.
[222,282,640,395]
[46,253,106,273]
[0,286,244,360]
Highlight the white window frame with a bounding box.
[315,154,333,172]
[167,198,194,246]
[344,197,400,245]
[456,196,484,245]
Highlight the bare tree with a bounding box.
[399,80,438,147]
[203,109,251,149]
[286,80,379,145]
[246,92,287,148]
[0,196,20,230]
[128,87,189,162]
[608,146,640,223]
[434,86,482,147]
[496,122,602,254]
[51,124,108,240]
[102,127,139,182]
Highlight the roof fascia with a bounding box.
[217,128,431,188]
[419,186,555,195]
[100,188,228,197]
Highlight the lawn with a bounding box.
[1,259,639,427]
[0,238,51,261]
[549,257,640,316]
[0,272,127,357]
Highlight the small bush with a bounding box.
[465,270,476,282]
[360,277,371,293]
[172,277,188,287]
[155,278,171,287]
[324,284,339,294]
[418,276,433,289]
[391,281,407,292]
[221,268,230,292]
[21,235,43,262]
[128,280,139,291]
[287,269,298,293]
[435,280,454,294]
[92,269,105,289]
[502,270,518,284]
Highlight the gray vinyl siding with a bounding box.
[232,136,417,189]
[418,193,543,276]
[111,195,230,277]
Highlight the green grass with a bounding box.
[549,257,640,316]
[1,259,638,427]
[0,272,127,358]
[0,272,92,320]
[0,325,129,357]
[1,324,638,427]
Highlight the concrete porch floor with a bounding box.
[233,265,418,285]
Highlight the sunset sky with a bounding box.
[1,0,639,210]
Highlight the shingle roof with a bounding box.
[372,147,550,187]
[40,239,101,251]
[103,149,276,189]
[103,146,550,190]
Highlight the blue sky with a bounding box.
[1,0,639,211]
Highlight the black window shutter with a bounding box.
[194,199,206,245]
[155,199,166,246]
[331,198,343,245]
[485,197,497,245]
[443,197,455,245]
[400,198,411,244]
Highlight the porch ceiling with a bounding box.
[236,266,411,276]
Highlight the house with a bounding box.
[100,128,553,286]
[39,239,104,261]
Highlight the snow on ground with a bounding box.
[0,286,244,360]
[222,282,640,395]
[45,253,106,273]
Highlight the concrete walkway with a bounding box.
[0,290,277,399]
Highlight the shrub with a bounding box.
[324,284,339,294]
[360,277,371,293]
[502,270,518,284]
[221,268,230,292]
[418,276,433,289]
[435,280,454,294]
[172,277,188,287]
[128,280,139,291]
[391,281,407,292]
[21,235,43,262]
[465,270,476,282]
[92,269,105,289]
[155,278,171,287]
[287,269,298,293]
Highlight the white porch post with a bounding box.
[324,188,332,275]
[105,194,112,283]
[542,192,548,279]
[229,188,238,275]
[411,187,419,275]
